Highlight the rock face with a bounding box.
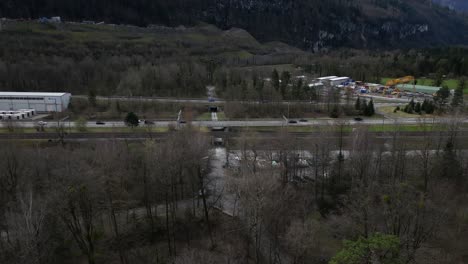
[1,0,467,50]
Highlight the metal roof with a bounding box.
[330,77,350,81]
[308,82,324,87]
[0,92,69,97]
[397,84,441,93]
[317,76,338,80]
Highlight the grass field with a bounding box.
[377,106,435,118]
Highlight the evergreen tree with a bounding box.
[434,85,450,109]
[355,96,361,111]
[415,102,422,113]
[421,99,428,112]
[271,69,280,92]
[125,112,139,127]
[360,99,368,114]
[364,99,375,116]
[280,71,291,99]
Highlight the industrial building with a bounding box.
[329,77,351,86]
[396,84,442,95]
[0,92,71,112]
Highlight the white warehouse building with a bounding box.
[0,92,71,112]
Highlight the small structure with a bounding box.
[308,82,324,89]
[0,92,71,112]
[316,76,338,81]
[329,77,350,87]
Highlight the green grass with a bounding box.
[378,106,434,118]
[381,77,459,89]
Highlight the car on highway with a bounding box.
[96,121,106,125]
[179,120,187,124]
[354,117,363,121]
[144,120,154,125]
[288,120,298,124]
[37,121,48,126]
[299,119,308,123]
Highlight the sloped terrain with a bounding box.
[1,0,468,49]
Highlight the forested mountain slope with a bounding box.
[433,0,468,12]
[1,0,467,50]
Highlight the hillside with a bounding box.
[0,21,307,96]
[433,0,468,12]
[1,0,468,50]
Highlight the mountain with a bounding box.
[433,0,468,12]
[1,0,467,50]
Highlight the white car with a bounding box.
[37,121,48,126]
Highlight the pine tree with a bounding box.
[365,99,375,116]
[360,99,368,114]
[421,100,428,112]
[415,102,421,113]
[125,112,139,127]
[355,96,361,111]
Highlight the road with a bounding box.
[76,95,402,107]
[7,117,468,129]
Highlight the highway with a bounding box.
[6,117,468,129]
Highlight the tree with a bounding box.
[76,117,88,132]
[355,97,361,111]
[360,99,368,114]
[330,105,340,118]
[451,79,465,107]
[433,71,444,87]
[364,99,375,116]
[329,233,401,264]
[434,85,450,110]
[271,69,280,92]
[414,102,421,113]
[280,71,291,99]
[125,112,139,127]
[88,88,97,107]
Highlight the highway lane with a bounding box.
[6,117,468,129]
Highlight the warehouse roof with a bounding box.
[330,77,350,81]
[0,92,69,97]
[317,76,338,80]
[396,84,441,94]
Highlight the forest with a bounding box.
[1,121,468,263]
[0,21,467,100]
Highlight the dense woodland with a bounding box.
[1,122,468,263]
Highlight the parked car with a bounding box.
[96,121,106,125]
[288,120,298,124]
[354,117,363,121]
[144,120,154,125]
[37,121,48,126]
[299,119,308,123]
